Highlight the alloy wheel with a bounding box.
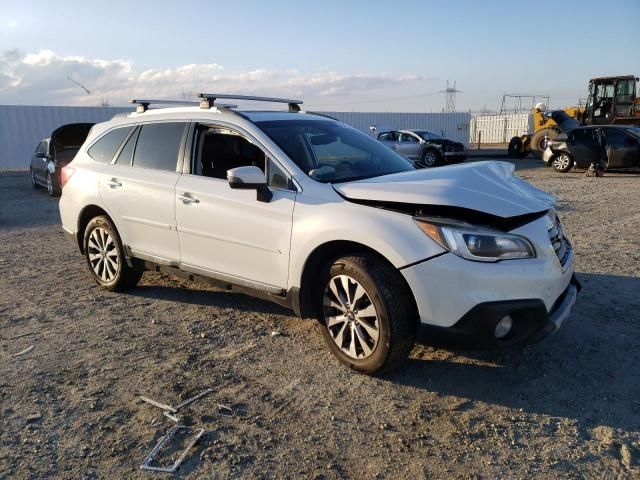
[323,274,380,359]
[87,227,119,282]
[553,154,570,170]
[423,151,437,167]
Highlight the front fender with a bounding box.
[288,196,445,289]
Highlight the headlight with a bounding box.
[414,217,536,262]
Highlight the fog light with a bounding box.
[494,315,513,339]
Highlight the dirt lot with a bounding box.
[1,160,639,479]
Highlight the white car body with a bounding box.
[59,100,579,371]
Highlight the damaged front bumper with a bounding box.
[439,275,581,347]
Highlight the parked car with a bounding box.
[543,125,640,172]
[377,129,467,167]
[30,123,95,196]
[59,94,579,374]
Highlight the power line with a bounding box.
[439,81,462,113]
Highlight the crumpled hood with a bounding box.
[333,161,555,218]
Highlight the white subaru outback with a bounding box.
[59,94,579,374]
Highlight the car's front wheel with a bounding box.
[552,153,574,173]
[319,254,417,374]
[420,149,441,168]
[83,216,142,292]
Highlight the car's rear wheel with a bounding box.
[83,216,142,292]
[46,172,60,197]
[319,254,417,374]
[30,169,40,189]
[420,149,441,168]
[552,153,574,173]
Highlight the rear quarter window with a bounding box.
[88,127,133,164]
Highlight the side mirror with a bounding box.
[227,166,272,203]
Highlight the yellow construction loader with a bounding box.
[508,75,640,158]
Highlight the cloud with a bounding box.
[0,49,434,110]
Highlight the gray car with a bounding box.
[377,129,467,167]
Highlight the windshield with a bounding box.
[256,119,414,183]
[415,130,441,141]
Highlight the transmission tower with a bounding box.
[440,80,462,113]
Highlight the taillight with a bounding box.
[60,166,75,188]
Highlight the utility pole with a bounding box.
[440,80,461,113]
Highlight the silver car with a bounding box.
[377,129,467,167]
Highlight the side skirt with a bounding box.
[138,259,298,313]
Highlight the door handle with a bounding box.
[106,178,122,188]
[178,193,199,204]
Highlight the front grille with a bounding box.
[548,216,571,266]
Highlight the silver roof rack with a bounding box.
[197,93,303,112]
[129,99,237,113]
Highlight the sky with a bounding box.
[1,0,639,112]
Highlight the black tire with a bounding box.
[420,148,441,168]
[83,216,143,292]
[508,136,528,159]
[551,152,574,173]
[530,128,559,159]
[46,172,61,197]
[30,169,40,189]
[318,254,417,374]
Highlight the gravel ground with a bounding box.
[1,160,639,479]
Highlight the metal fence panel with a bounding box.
[469,113,532,144]
[0,105,132,170]
[320,111,472,145]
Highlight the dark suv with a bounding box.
[543,125,640,172]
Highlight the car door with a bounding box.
[174,124,296,291]
[99,122,186,264]
[604,128,640,168]
[396,132,421,160]
[568,129,599,167]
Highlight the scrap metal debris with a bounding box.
[138,388,221,472]
[14,345,35,356]
[139,396,177,413]
[215,404,234,417]
[174,388,214,411]
[140,425,205,473]
[163,411,180,423]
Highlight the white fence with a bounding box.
[469,113,532,144]
[0,105,473,171]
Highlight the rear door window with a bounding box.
[132,123,185,171]
[572,129,595,144]
[88,127,132,164]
